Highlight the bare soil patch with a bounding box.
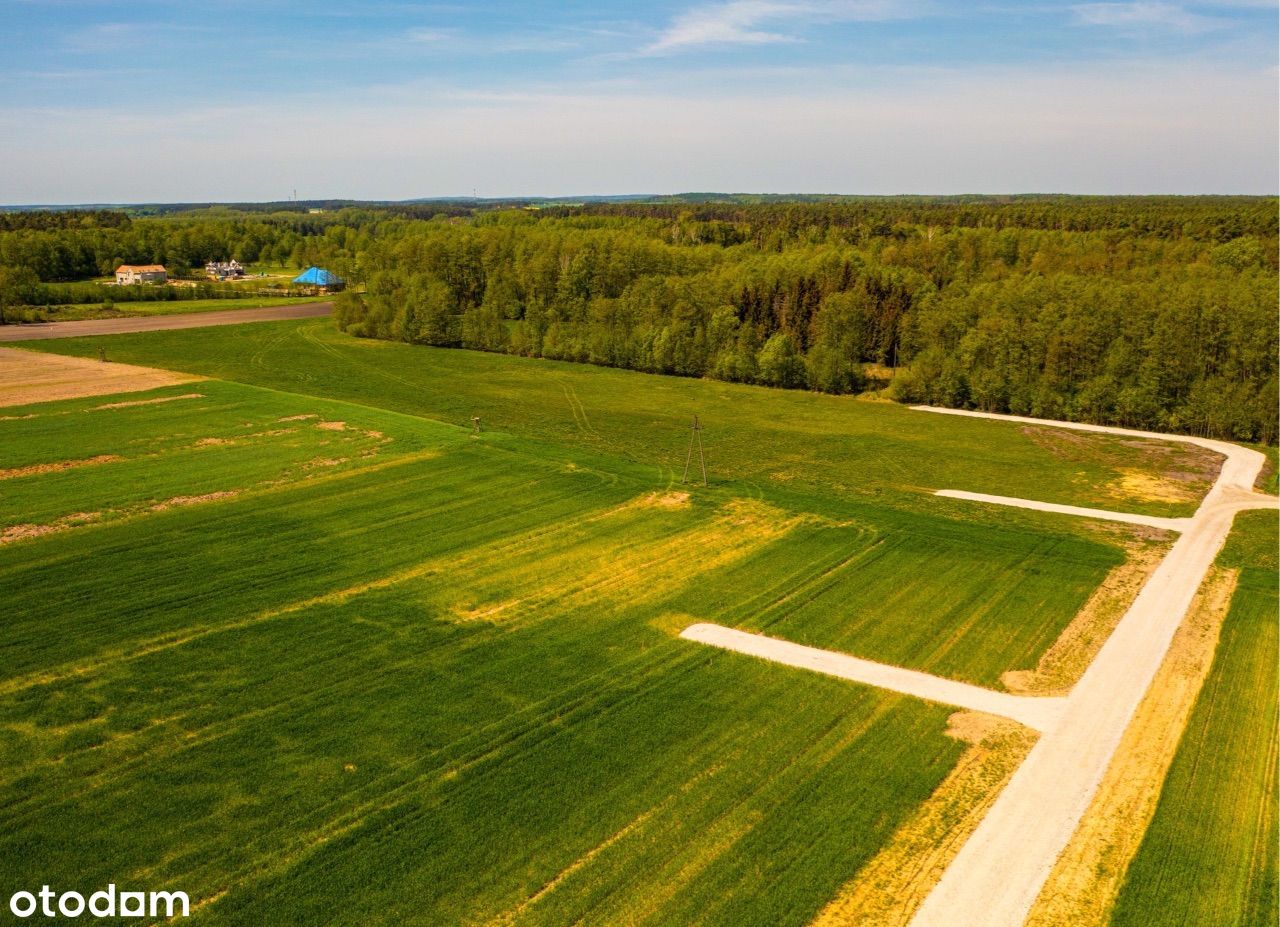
[0,347,201,407]
[1,523,63,544]
[1,511,104,545]
[150,491,239,511]
[0,454,122,481]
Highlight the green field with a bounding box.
[3,321,1271,925]
[27,318,1224,518]
[27,296,327,322]
[1109,510,1279,927]
[0,357,1132,924]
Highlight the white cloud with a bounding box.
[641,0,916,55]
[1070,2,1221,32]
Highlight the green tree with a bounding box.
[757,332,807,389]
[0,265,38,324]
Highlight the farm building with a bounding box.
[205,259,245,280]
[115,264,167,285]
[293,267,344,292]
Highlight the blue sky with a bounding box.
[1,1,1276,202]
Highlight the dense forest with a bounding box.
[2,197,1276,442]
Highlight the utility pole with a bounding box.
[682,414,707,487]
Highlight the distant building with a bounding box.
[115,264,167,285]
[205,259,245,280]
[292,266,344,292]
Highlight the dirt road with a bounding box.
[0,302,331,342]
[679,407,1274,926]
[934,489,1192,532]
[907,407,1277,927]
[681,624,1068,732]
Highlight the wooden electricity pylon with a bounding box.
[682,414,707,486]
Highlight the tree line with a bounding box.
[1,199,1275,442]
[331,202,1277,443]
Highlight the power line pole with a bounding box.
[682,414,707,487]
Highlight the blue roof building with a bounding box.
[292,267,344,289]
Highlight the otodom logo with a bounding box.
[8,885,189,919]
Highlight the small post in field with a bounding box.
[471,416,482,435]
[682,414,707,487]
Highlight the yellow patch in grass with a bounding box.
[94,392,204,410]
[643,490,691,508]
[444,496,799,628]
[650,612,700,637]
[1003,540,1170,696]
[809,712,1036,927]
[1109,468,1199,505]
[1,523,63,544]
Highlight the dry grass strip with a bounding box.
[809,712,1037,927]
[1003,541,1169,696]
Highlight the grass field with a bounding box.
[0,366,1133,924]
[26,296,327,322]
[27,318,1227,518]
[4,322,1272,925]
[1108,510,1279,927]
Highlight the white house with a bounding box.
[115,264,167,285]
[205,259,245,280]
